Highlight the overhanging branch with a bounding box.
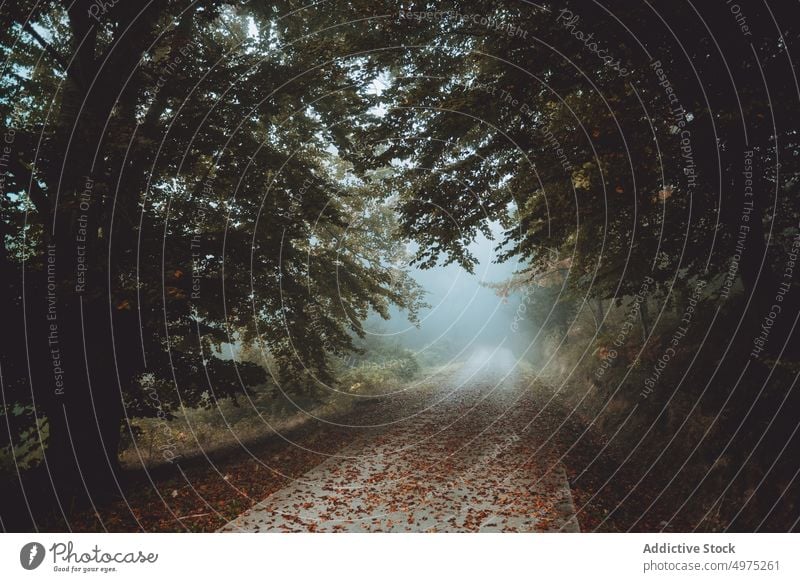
[23,20,69,71]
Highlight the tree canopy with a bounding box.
[1,0,798,523]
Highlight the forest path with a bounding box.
[220,351,580,532]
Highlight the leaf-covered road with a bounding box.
[221,353,580,532]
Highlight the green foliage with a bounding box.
[346,0,799,313]
[335,335,421,395]
[0,2,425,420]
[1,0,798,516]
[0,404,47,474]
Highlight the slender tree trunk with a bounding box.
[640,299,650,342]
[595,298,605,332]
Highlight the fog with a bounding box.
[363,223,539,372]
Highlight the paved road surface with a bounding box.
[221,350,580,532]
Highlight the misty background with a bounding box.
[361,222,535,367]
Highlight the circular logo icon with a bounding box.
[20,542,46,570]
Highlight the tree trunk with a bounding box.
[595,298,605,332]
[27,270,128,506]
[640,298,650,342]
[26,0,151,506]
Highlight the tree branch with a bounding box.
[23,21,68,71]
[7,154,51,219]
